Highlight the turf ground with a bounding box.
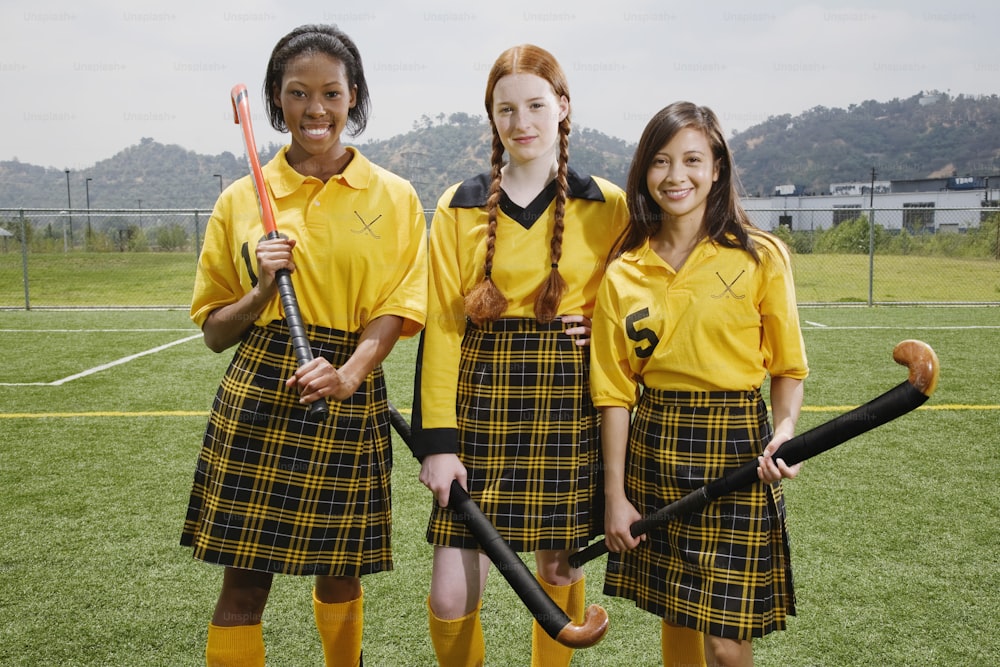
[1,305,997,665]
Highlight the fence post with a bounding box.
[19,209,30,311]
[868,208,875,306]
[868,171,876,306]
[194,210,201,255]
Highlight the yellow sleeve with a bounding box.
[411,188,468,455]
[190,182,254,329]
[367,185,428,338]
[590,264,641,409]
[758,237,809,380]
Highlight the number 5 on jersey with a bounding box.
[625,308,659,359]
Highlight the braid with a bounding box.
[533,119,570,323]
[464,130,508,325]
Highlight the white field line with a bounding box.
[0,333,202,387]
[2,324,997,388]
[801,325,1000,330]
[0,328,194,333]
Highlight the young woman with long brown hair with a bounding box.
[591,101,809,667]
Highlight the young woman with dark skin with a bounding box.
[181,24,426,667]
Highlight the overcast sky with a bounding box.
[3,0,996,170]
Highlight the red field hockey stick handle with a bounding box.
[569,339,940,569]
[231,83,328,421]
[387,405,608,649]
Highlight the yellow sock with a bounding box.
[530,576,585,667]
[205,622,265,667]
[313,588,364,667]
[660,620,706,667]
[427,598,485,667]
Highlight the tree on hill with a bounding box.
[730,92,1000,195]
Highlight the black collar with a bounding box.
[449,167,606,230]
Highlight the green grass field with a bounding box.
[2,251,998,308]
[1,305,998,666]
[791,254,1000,303]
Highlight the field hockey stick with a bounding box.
[386,404,609,649]
[231,83,328,421]
[569,339,939,569]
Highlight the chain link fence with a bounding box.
[745,205,1000,304]
[0,208,211,254]
[2,206,998,309]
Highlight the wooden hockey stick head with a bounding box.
[892,339,940,397]
[555,604,610,648]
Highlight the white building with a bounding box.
[744,176,1000,233]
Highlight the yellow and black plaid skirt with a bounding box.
[603,388,795,640]
[180,321,393,577]
[427,318,602,552]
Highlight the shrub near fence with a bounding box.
[0,208,211,254]
[1,207,999,308]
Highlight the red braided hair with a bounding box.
[464,44,571,325]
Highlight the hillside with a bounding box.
[263,112,634,208]
[0,138,245,210]
[731,91,1000,196]
[1,91,997,211]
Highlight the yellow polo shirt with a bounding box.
[414,170,628,450]
[590,234,808,408]
[191,145,427,337]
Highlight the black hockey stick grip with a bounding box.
[569,340,939,569]
[386,404,609,648]
[273,264,328,421]
[568,486,713,568]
